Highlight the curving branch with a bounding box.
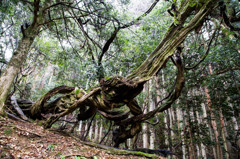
[44,87,101,128]
[185,25,219,70]
[97,0,160,71]
[98,110,130,121]
[120,0,160,29]
[30,86,75,119]
[120,48,185,125]
[43,2,73,12]
[220,2,240,32]
[144,117,159,126]
[214,66,240,75]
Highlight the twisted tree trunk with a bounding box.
[3,0,219,148]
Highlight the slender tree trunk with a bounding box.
[127,139,131,148]
[94,120,99,142]
[149,104,155,149]
[99,119,103,143]
[149,79,155,149]
[205,65,223,159]
[142,119,148,148]
[193,107,202,159]
[228,97,240,152]
[201,101,217,158]
[196,110,207,158]
[177,108,186,159]
[186,107,196,159]
[204,86,223,159]
[142,82,149,148]
[82,122,88,139]
[89,123,93,140]
[78,121,82,135]
[167,109,173,153]
[219,109,232,159]
[164,112,169,147]
[191,90,203,159]
[0,37,34,114]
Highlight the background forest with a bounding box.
[0,0,240,158]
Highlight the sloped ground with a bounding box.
[0,117,164,159]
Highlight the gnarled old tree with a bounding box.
[2,0,238,147]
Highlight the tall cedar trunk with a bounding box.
[177,108,186,159]
[149,79,155,149]
[83,123,88,139]
[186,106,196,159]
[160,72,170,149]
[204,86,223,159]
[205,64,223,159]
[196,110,207,158]
[89,123,93,140]
[201,101,217,158]
[192,106,202,158]
[228,97,240,154]
[99,119,103,143]
[127,139,131,148]
[142,121,148,148]
[192,90,203,158]
[78,121,82,135]
[142,83,149,148]
[0,37,34,114]
[219,109,231,159]
[155,76,166,149]
[94,120,98,142]
[167,109,173,153]
[149,103,155,149]
[164,112,169,148]
[170,107,176,149]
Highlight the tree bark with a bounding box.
[166,109,173,153]
[0,0,51,115]
[94,120,99,142]
[219,109,231,159]
[89,123,93,140]
[204,86,223,159]
[99,119,103,143]
[78,121,82,135]
[196,109,207,158]
[142,83,149,148]
[201,101,217,159]
[205,65,223,159]
[0,37,34,114]
[127,0,219,82]
[149,101,155,149]
[176,108,186,159]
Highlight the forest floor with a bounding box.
[0,117,165,159]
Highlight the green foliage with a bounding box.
[47,144,55,151]
[4,128,13,136]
